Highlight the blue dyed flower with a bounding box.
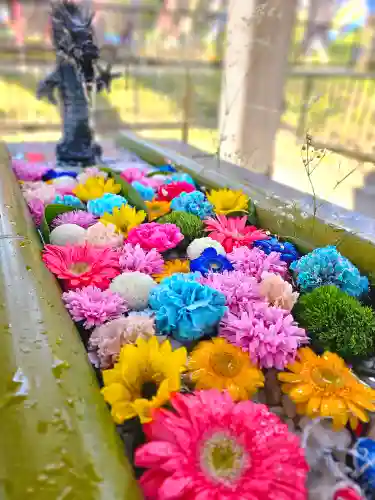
[43,169,77,181]
[166,172,196,186]
[160,272,202,285]
[155,164,177,173]
[53,194,84,208]
[254,237,300,265]
[190,248,233,276]
[149,276,227,342]
[131,181,155,201]
[290,245,369,297]
[87,193,127,216]
[170,190,213,219]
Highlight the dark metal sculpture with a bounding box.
[37,1,119,166]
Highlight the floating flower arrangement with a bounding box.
[13,154,375,499]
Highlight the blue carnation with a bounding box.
[290,245,369,297]
[253,237,300,265]
[87,193,127,216]
[52,194,84,208]
[149,276,227,343]
[131,181,155,201]
[43,169,78,181]
[166,172,196,186]
[170,190,213,219]
[155,164,177,173]
[190,248,233,276]
[159,272,202,285]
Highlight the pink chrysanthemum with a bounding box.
[42,243,121,291]
[51,210,98,229]
[89,316,155,368]
[199,270,265,316]
[12,159,50,181]
[220,302,308,369]
[136,390,308,500]
[27,198,45,226]
[118,243,164,274]
[127,222,184,252]
[204,215,269,253]
[228,246,288,281]
[62,285,127,329]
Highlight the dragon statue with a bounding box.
[37,0,120,165]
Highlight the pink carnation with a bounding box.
[51,210,98,229]
[77,167,108,184]
[12,159,49,181]
[220,302,308,369]
[23,183,57,205]
[199,270,265,316]
[127,222,184,252]
[89,316,155,368]
[119,243,164,274]
[259,272,299,311]
[228,246,288,281]
[62,285,127,329]
[85,222,124,248]
[27,198,45,226]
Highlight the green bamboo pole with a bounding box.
[0,144,142,499]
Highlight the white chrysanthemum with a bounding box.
[187,237,226,260]
[52,176,77,189]
[109,272,157,311]
[50,223,86,246]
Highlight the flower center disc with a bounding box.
[210,261,222,271]
[210,351,242,378]
[201,432,248,485]
[312,367,343,388]
[69,262,90,274]
[140,380,158,400]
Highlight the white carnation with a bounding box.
[187,237,226,260]
[110,272,157,311]
[50,224,86,246]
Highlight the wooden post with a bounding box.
[219,0,297,175]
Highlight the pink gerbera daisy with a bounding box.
[135,390,308,500]
[204,215,269,253]
[228,246,288,281]
[220,302,308,370]
[62,285,127,329]
[127,222,183,252]
[119,243,164,274]
[42,243,121,290]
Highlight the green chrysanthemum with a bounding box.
[159,211,204,242]
[293,285,375,359]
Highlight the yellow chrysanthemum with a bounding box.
[145,199,171,221]
[188,338,264,401]
[73,176,121,202]
[279,347,375,430]
[100,204,146,237]
[206,188,249,215]
[102,336,187,424]
[153,259,190,283]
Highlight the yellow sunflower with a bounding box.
[206,188,249,215]
[188,338,264,400]
[102,336,187,424]
[279,347,375,430]
[153,259,190,283]
[100,204,146,237]
[145,199,171,221]
[73,176,121,202]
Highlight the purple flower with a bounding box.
[220,302,308,370]
[199,270,265,316]
[228,246,288,281]
[62,285,128,329]
[51,210,98,229]
[118,243,164,275]
[27,198,45,226]
[12,159,49,181]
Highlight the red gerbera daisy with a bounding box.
[204,215,269,253]
[156,181,195,201]
[42,243,121,291]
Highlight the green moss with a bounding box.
[294,285,375,359]
[159,211,204,242]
